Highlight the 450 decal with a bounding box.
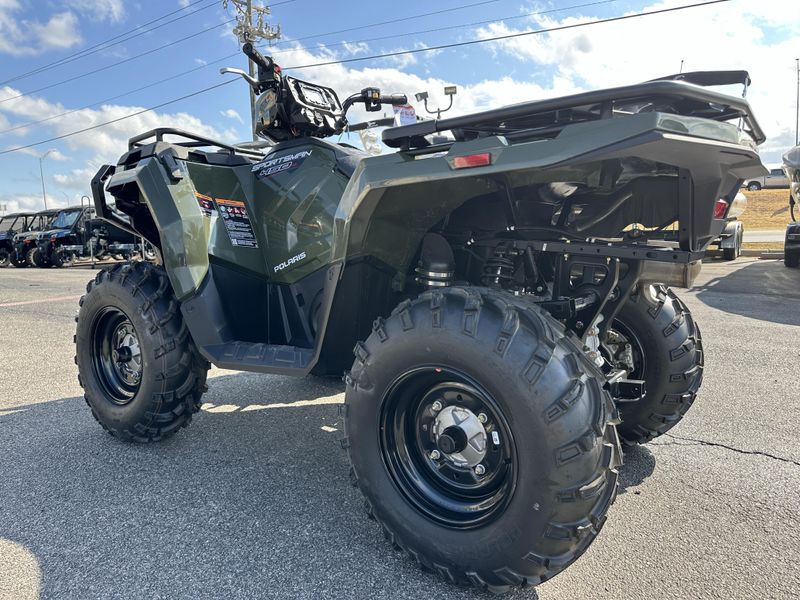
[252,150,312,179]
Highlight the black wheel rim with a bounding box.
[604,319,646,379]
[379,366,517,529]
[90,307,142,405]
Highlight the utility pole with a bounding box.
[795,58,799,146]
[224,0,281,140]
[38,149,53,210]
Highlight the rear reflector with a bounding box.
[451,153,492,169]
[713,198,729,219]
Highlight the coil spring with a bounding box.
[481,245,516,288]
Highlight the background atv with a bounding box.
[0,212,34,268]
[37,205,141,267]
[12,209,58,268]
[75,45,766,593]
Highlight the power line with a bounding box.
[0,0,217,87]
[0,19,236,105]
[0,0,734,157]
[0,0,614,136]
[285,0,732,72]
[0,80,237,158]
[261,0,620,64]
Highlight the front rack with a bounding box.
[382,72,765,150]
[128,128,265,158]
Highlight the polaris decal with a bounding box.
[274,251,307,272]
[252,150,312,179]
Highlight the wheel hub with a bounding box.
[432,405,487,468]
[90,308,142,404]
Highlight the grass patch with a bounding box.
[738,189,793,230]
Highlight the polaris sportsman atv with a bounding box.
[76,44,767,592]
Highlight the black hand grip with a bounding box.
[380,94,408,105]
[242,42,271,70]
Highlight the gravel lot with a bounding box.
[1,257,799,600]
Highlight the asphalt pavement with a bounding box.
[1,258,799,600]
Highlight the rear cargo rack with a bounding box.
[128,128,265,158]
[383,73,765,151]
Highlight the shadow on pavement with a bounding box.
[0,372,542,600]
[693,259,800,326]
[618,445,656,495]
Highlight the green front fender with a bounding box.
[109,157,210,300]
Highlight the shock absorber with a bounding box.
[481,243,516,288]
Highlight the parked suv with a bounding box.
[783,146,800,267]
[742,167,789,191]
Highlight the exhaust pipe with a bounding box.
[639,260,701,289]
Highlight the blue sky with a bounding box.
[0,0,797,213]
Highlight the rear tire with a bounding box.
[75,262,210,442]
[609,285,703,445]
[10,253,26,268]
[344,287,621,592]
[27,247,44,267]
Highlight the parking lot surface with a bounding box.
[1,258,799,600]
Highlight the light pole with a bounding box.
[38,149,53,210]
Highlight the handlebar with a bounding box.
[242,42,272,72]
[379,94,408,106]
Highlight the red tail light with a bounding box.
[451,153,492,169]
[713,198,729,219]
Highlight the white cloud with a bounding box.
[473,0,800,162]
[220,108,244,124]
[179,0,192,8]
[73,0,125,24]
[0,85,238,159]
[0,4,82,55]
[195,58,208,66]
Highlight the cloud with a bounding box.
[195,58,208,66]
[0,85,238,159]
[220,108,244,124]
[473,0,800,162]
[178,0,192,8]
[0,3,82,55]
[72,0,125,23]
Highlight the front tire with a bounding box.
[75,262,209,442]
[785,251,799,268]
[344,287,621,592]
[608,285,703,445]
[746,182,761,191]
[0,248,10,268]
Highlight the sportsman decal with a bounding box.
[251,150,312,179]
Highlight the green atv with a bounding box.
[75,45,766,592]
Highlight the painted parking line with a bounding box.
[0,295,82,308]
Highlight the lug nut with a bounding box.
[474,464,486,476]
[430,450,441,460]
[477,413,488,424]
[431,400,443,412]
